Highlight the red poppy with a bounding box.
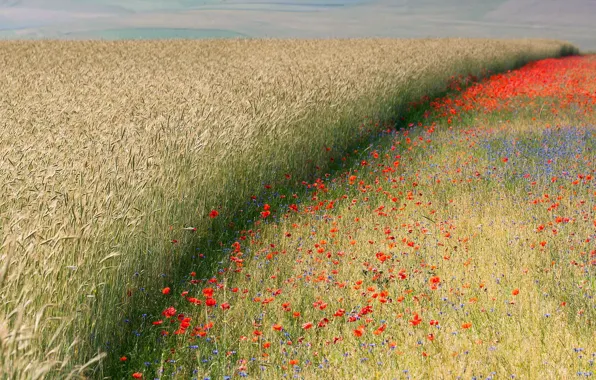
[162,307,176,318]
[410,313,422,326]
[373,324,386,335]
[205,298,216,307]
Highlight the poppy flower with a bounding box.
[209,210,219,218]
[410,313,422,326]
[373,324,386,335]
[162,307,176,318]
[302,322,313,330]
[205,298,217,307]
[272,323,283,331]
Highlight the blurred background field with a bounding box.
[0,0,594,49]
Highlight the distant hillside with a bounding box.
[0,0,594,49]
[485,0,596,27]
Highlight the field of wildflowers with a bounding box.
[118,55,596,379]
[1,39,578,378]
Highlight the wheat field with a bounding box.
[0,38,578,378]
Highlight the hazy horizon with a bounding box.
[0,0,594,49]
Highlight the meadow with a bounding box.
[0,38,581,378]
[113,54,596,379]
[137,54,596,379]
